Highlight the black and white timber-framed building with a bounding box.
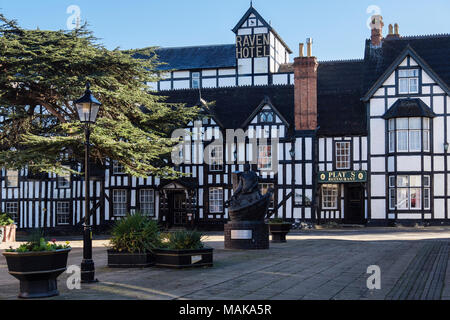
[2,5,450,230]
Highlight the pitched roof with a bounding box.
[363,34,450,97]
[382,98,437,119]
[149,44,237,71]
[156,59,367,137]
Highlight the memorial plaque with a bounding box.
[191,255,202,264]
[231,230,253,240]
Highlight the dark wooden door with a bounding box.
[345,185,365,224]
[172,192,187,226]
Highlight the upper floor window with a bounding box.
[388,118,430,153]
[112,160,125,175]
[5,169,18,188]
[209,145,223,172]
[257,145,272,171]
[192,72,200,89]
[335,141,351,170]
[260,111,274,123]
[398,69,419,94]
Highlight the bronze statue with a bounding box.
[226,164,274,221]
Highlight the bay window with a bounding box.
[388,118,430,153]
[389,175,430,210]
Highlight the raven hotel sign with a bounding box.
[319,171,367,184]
[236,34,270,59]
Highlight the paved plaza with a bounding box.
[0,227,449,300]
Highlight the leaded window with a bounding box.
[322,184,339,210]
[113,189,128,217]
[139,189,155,217]
[257,145,272,170]
[209,187,223,213]
[5,202,18,223]
[335,141,351,170]
[56,202,70,225]
[209,145,224,172]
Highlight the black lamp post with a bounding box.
[74,81,101,283]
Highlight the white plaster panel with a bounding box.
[219,77,236,87]
[433,117,445,153]
[434,156,445,172]
[397,156,421,171]
[202,78,216,88]
[371,157,385,173]
[173,80,189,89]
[238,76,252,86]
[370,119,386,155]
[173,71,189,78]
[371,199,386,219]
[434,199,445,218]
[371,175,386,197]
[434,174,445,197]
[370,98,385,117]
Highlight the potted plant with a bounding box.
[3,231,71,299]
[0,213,16,243]
[107,212,160,268]
[154,230,213,269]
[268,218,292,243]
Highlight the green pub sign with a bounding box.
[318,171,367,184]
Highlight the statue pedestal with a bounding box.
[224,221,269,250]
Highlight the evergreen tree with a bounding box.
[0,14,199,178]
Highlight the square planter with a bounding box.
[3,249,71,299]
[107,250,155,268]
[269,223,292,243]
[154,247,213,269]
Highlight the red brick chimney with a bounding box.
[370,15,384,47]
[294,38,318,131]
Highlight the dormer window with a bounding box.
[398,69,419,94]
[260,111,274,123]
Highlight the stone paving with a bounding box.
[0,227,449,300]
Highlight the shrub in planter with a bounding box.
[3,230,71,299]
[154,230,213,269]
[0,213,16,243]
[107,212,160,268]
[269,218,292,243]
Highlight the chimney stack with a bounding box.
[294,38,318,131]
[394,23,400,36]
[370,15,384,47]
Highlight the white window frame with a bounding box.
[398,69,419,94]
[192,72,200,89]
[113,189,128,217]
[5,169,19,188]
[209,187,223,213]
[389,175,430,211]
[388,118,430,153]
[322,184,339,210]
[5,202,18,223]
[335,141,351,170]
[112,160,125,175]
[209,145,224,172]
[139,189,155,217]
[56,201,71,225]
[257,145,272,171]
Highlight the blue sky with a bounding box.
[1,0,449,61]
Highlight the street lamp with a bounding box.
[75,81,101,283]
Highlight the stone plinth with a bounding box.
[224,221,269,250]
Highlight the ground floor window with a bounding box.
[5,202,18,223]
[259,183,274,208]
[56,202,70,225]
[389,175,430,210]
[322,184,339,210]
[113,189,128,217]
[209,187,223,213]
[139,189,155,216]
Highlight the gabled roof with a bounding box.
[144,44,237,71]
[232,6,292,54]
[242,95,290,127]
[382,98,437,119]
[362,34,450,100]
[156,58,368,137]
